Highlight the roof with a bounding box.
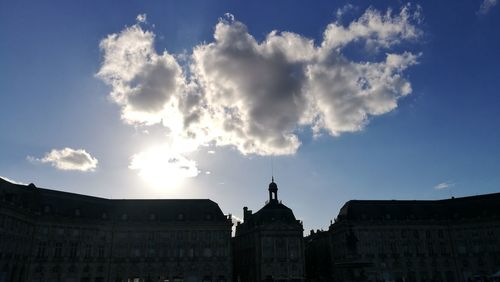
[251,200,298,224]
[235,200,302,236]
[336,193,500,222]
[0,177,227,222]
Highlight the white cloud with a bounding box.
[231,214,243,224]
[30,148,98,172]
[336,4,357,21]
[230,214,243,235]
[478,0,498,15]
[96,24,186,125]
[434,181,455,190]
[136,13,147,23]
[97,5,422,181]
[323,3,422,51]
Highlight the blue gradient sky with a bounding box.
[1,0,499,232]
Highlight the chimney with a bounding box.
[243,206,251,221]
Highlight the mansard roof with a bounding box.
[336,192,500,222]
[0,177,227,222]
[251,200,298,224]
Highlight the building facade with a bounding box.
[305,193,500,282]
[0,178,232,282]
[233,179,305,282]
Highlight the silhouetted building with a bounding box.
[304,230,332,281]
[0,178,232,282]
[306,193,500,282]
[233,178,305,282]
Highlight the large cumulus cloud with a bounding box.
[98,4,422,161]
[97,24,186,125]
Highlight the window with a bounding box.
[54,242,62,258]
[36,242,46,258]
[413,230,419,239]
[132,248,140,257]
[262,238,273,258]
[70,242,78,258]
[84,244,92,258]
[98,245,105,258]
[438,230,444,238]
[401,229,407,238]
[203,248,212,258]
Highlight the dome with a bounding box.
[252,201,297,224]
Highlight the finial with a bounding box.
[271,156,275,182]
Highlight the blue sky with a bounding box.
[1,0,499,232]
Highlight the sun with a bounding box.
[129,145,199,190]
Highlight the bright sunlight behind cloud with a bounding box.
[97,4,422,186]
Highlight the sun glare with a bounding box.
[129,145,199,190]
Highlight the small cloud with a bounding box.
[478,0,498,15]
[136,13,147,23]
[231,214,243,224]
[29,148,98,172]
[230,214,243,235]
[205,171,211,175]
[336,4,356,21]
[207,150,215,154]
[434,181,455,190]
[223,12,235,22]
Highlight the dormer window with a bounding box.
[101,213,107,220]
[75,209,81,216]
[205,213,212,220]
[177,213,184,221]
[149,213,156,221]
[121,214,128,221]
[43,205,51,213]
